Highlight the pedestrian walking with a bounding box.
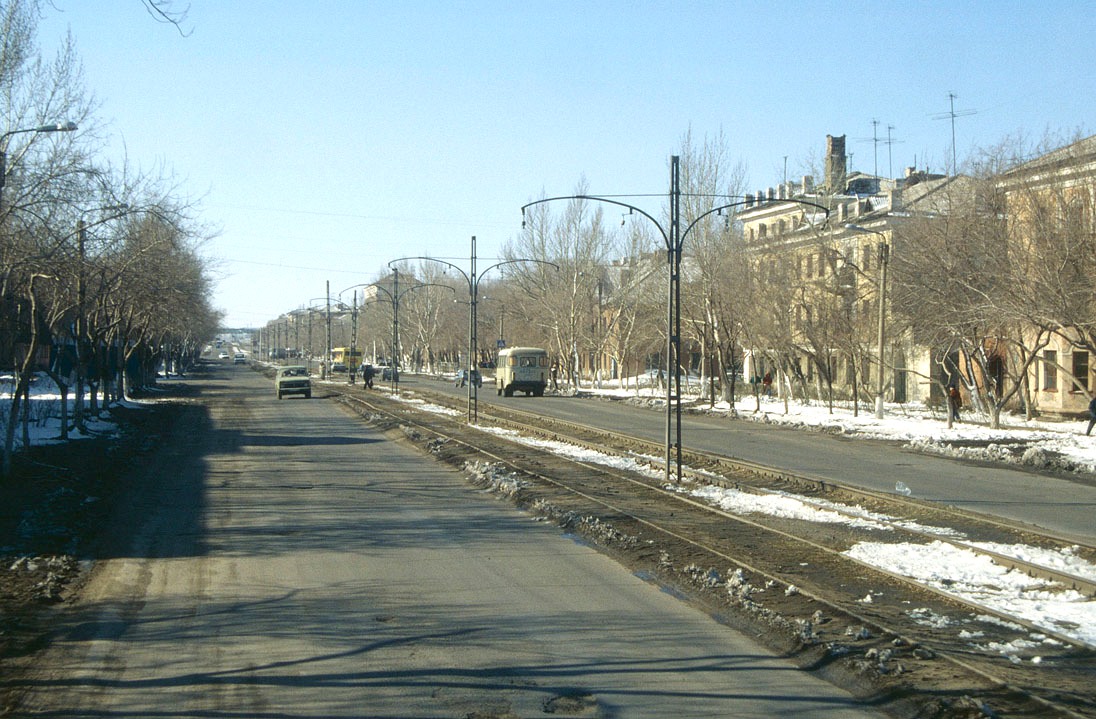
[1086,395,1096,436]
[762,371,773,398]
[948,384,962,422]
[363,363,374,389]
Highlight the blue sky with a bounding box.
[37,1,1095,327]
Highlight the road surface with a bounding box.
[11,364,884,718]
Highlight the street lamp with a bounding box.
[845,223,890,420]
[393,236,558,423]
[0,121,78,207]
[361,271,454,395]
[523,157,828,482]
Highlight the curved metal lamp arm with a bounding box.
[522,195,668,246]
[390,256,470,287]
[479,257,560,280]
[681,197,831,243]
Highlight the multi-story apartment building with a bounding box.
[1000,134,1096,417]
[737,134,964,407]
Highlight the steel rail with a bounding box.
[404,385,1096,597]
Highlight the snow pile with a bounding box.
[845,540,1096,650]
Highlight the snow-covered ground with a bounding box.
[582,380,1096,476]
[0,372,168,446]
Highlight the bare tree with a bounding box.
[505,179,621,389]
[676,128,749,404]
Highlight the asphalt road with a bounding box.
[13,364,884,718]
[420,375,1096,544]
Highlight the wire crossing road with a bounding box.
[11,365,883,718]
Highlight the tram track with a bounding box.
[440,387,1096,598]
[326,381,1095,718]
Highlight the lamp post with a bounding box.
[523,157,828,482]
[0,122,77,208]
[358,272,454,395]
[846,223,890,420]
[393,236,558,423]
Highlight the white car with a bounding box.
[218,352,229,360]
[275,365,312,400]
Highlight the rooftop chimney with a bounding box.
[825,134,847,193]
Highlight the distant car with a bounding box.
[330,362,347,373]
[275,365,311,400]
[218,351,229,360]
[233,353,247,364]
[381,366,398,381]
[455,368,482,388]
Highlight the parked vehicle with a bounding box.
[275,365,311,399]
[455,368,482,388]
[495,347,549,397]
[233,353,247,364]
[330,347,361,373]
[381,366,399,381]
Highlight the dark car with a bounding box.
[381,366,399,381]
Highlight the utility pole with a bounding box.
[325,280,331,380]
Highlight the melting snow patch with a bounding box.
[964,542,1096,582]
[907,607,953,629]
[477,426,663,479]
[679,483,963,537]
[844,541,1096,648]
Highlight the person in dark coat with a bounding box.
[761,371,773,397]
[948,384,962,421]
[1086,395,1096,436]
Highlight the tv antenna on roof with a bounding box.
[856,120,902,178]
[932,93,977,176]
[883,125,903,179]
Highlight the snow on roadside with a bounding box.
[393,395,462,417]
[0,372,134,446]
[844,540,1096,651]
[964,541,1096,580]
[445,401,1096,654]
[588,383,1096,476]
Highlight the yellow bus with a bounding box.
[330,347,362,372]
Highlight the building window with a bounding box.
[758,224,767,238]
[805,254,813,278]
[1043,350,1058,391]
[863,244,873,271]
[1072,350,1089,392]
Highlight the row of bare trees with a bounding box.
[888,135,1096,427]
[265,130,1094,430]
[2,0,220,474]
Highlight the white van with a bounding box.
[495,347,549,397]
